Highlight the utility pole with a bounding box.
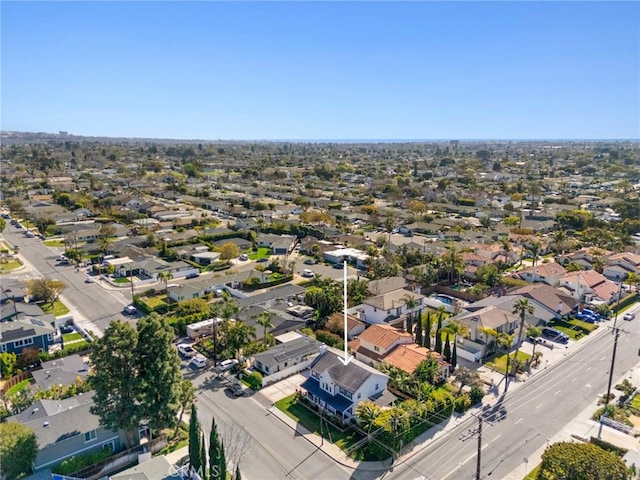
[476,416,483,480]
[604,326,622,409]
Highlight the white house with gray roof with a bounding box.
[299,346,390,420]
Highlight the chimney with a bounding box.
[557,301,564,314]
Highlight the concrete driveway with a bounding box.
[259,372,309,403]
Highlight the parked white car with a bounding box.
[217,359,238,372]
[190,355,208,369]
[177,343,196,358]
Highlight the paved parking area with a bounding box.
[259,372,308,403]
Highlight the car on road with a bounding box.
[302,269,315,278]
[190,355,208,369]
[217,359,238,372]
[623,312,635,321]
[332,262,344,269]
[238,254,248,261]
[177,343,197,358]
[256,258,268,263]
[303,258,316,265]
[13,245,20,251]
[123,305,137,315]
[225,383,246,397]
[85,276,95,283]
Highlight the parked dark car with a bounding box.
[541,327,569,343]
[225,383,245,397]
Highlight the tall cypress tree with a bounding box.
[415,316,423,346]
[218,441,227,480]
[188,404,202,476]
[200,432,207,479]
[209,417,223,480]
[434,315,443,354]
[423,312,431,349]
[443,333,451,362]
[234,465,241,480]
[451,341,458,371]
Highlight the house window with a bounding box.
[311,371,320,380]
[85,429,97,443]
[47,334,53,342]
[14,338,34,348]
[0,344,6,352]
[373,346,380,352]
[375,383,379,391]
[284,362,288,367]
[357,392,361,399]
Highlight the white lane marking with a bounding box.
[515,418,523,425]
[536,403,543,409]
[570,377,577,383]
[554,390,561,396]
[493,434,502,442]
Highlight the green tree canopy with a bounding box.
[89,321,140,447]
[0,422,38,480]
[136,313,183,431]
[537,441,630,480]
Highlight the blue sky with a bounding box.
[2,1,639,140]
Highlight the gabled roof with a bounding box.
[31,355,89,391]
[0,317,55,343]
[253,335,321,366]
[456,305,519,330]
[364,289,424,311]
[383,345,444,374]
[311,347,387,393]
[507,284,578,315]
[519,262,567,278]
[357,324,411,350]
[367,276,407,296]
[8,393,99,449]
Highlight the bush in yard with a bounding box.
[454,393,472,413]
[0,352,17,379]
[245,371,262,390]
[469,385,485,404]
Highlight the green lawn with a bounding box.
[41,300,70,316]
[0,259,22,274]
[486,351,531,374]
[550,324,581,339]
[523,464,541,479]
[143,295,168,309]
[248,247,271,261]
[6,378,34,396]
[44,239,66,247]
[568,319,598,332]
[113,277,130,284]
[630,394,640,410]
[275,394,367,457]
[62,333,83,342]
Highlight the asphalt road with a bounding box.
[191,371,353,480]
[2,224,139,334]
[387,304,640,480]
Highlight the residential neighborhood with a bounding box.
[1,135,639,480]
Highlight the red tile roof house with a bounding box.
[603,252,640,281]
[518,262,568,286]
[558,270,620,305]
[348,324,413,367]
[383,344,449,381]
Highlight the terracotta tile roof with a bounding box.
[383,344,445,374]
[357,324,412,350]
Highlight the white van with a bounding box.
[302,269,314,278]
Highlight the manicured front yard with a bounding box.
[248,247,271,261]
[485,351,531,374]
[113,277,130,284]
[62,333,84,342]
[275,394,367,458]
[41,300,71,316]
[142,295,168,310]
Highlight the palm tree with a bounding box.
[158,271,174,297]
[527,241,542,269]
[355,401,382,434]
[526,326,542,371]
[254,311,275,343]
[511,298,535,377]
[552,229,567,256]
[496,331,515,394]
